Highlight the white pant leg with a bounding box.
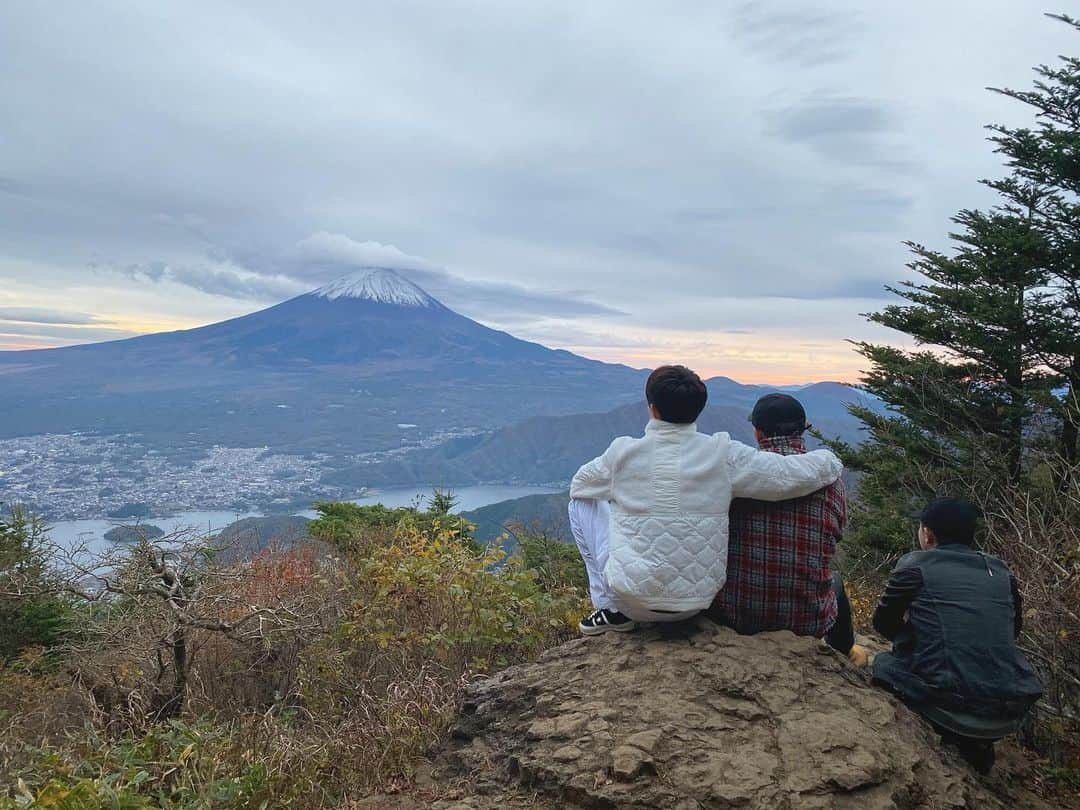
[568,497,616,611]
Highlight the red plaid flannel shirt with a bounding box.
[711,434,846,638]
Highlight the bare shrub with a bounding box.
[974,459,1080,757]
[1,509,585,804]
[10,527,326,730]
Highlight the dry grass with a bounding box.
[841,573,884,634]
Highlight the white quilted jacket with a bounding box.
[569,419,843,615]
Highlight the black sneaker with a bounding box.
[579,608,637,636]
[941,731,996,776]
[960,740,996,776]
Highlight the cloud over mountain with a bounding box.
[0,307,103,325]
[290,232,627,321]
[0,2,1070,376]
[293,233,442,276]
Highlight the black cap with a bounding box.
[750,393,807,437]
[919,497,980,546]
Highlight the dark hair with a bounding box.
[646,365,707,424]
[919,497,981,546]
[749,393,808,437]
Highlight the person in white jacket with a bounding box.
[569,365,844,635]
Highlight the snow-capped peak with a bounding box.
[312,268,439,308]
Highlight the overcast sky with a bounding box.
[0,3,1071,382]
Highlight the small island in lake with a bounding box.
[104,524,164,543]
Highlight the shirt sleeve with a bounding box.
[872,565,923,640]
[726,440,843,501]
[1010,574,1023,640]
[569,444,616,501]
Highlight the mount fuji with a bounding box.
[0,269,646,454]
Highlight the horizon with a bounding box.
[0,266,860,387]
[1,4,1070,383]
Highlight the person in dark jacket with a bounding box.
[872,497,1042,774]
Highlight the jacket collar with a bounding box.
[645,418,698,434]
[756,434,806,455]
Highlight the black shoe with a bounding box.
[942,731,997,776]
[960,741,996,775]
[579,608,637,636]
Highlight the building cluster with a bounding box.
[0,423,489,520]
[0,433,339,520]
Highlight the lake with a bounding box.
[45,484,562,556]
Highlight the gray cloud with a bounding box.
[0,323,137,342]
[766,96,906,168]
[94,230,629,321]
[728,4,859,67]
[0,307,102,325]
[292,233,442,276]
[289,231,625,318]
[0,2,1071,374]
[407,268,628,321]
[0,177,31,197]
[110,262,307,302]
[771,97,891,140]
[238,231,627,318]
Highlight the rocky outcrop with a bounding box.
[435,619,1050,809]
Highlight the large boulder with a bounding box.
[436,619,1049,809]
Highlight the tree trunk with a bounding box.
[1060,368,1079,491]
[1005,370,1025,484]
[1005,283,1027,485]
[151,624,188,721]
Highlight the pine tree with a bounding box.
[841,18,1080,554]
[842,208,1054,553]
[986,13,1080,483]
[0,507,72,662]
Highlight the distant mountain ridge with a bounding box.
[330,378,878,490]
[456,378,878,546]
[0,269,879,516]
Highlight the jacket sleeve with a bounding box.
[726,441,843,501]
[1010,574,1023,640]
[570,443,617,501]
[872,565,923,640]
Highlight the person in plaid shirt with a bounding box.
[708,393,867,666]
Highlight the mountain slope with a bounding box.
[328,400,745,488]
[461,491,572,545]
[0,269,646,453]
[0,269,628,373]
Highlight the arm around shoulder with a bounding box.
[727,440,843,501]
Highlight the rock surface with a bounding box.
[434,619,1051,809]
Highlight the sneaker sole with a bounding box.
[579,622,637,636]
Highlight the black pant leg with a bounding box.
[825,571,856,655]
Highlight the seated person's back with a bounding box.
[872,498,1041,771]
[711,394,845,640]
[570,366,844,632]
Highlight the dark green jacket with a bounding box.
[872,544,1041,732]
